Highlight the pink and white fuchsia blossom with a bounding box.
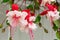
[6,10,37,40]
[46,10,60,26]
[6,10,37,31]
[47,10,60,21]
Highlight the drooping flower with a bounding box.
[6,10,27,27]
[47,10,60,21]
[46,10,60,26]
[20,9,37,32]
[6,10,37,40]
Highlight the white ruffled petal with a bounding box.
[28,23,37,30]
[21,11,28,19]
[19,19,28,26]
[29,16,36,21]
[6,11,14,16]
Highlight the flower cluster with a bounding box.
[6,10,37,32]
[40,3,60,26]
[2,0,60,40]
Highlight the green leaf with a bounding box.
[56,31,60,39]
[0,24,3,28]
[27,4,34,11]
[44,28,48,33]
[1,0,9,3]
[6,20,10,26]
[53,23,58,31]
[54,19,60,28]
[34,15,41,23]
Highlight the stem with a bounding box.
[0,3,8,10]
[25,0,26,8]
[2,17,7,25]
[15,0,20,4]
[19,0,26,8]
[10,25,13,40]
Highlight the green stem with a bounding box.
[2,17,7,25]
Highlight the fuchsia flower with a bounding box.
[22,9,37,31]
[40,3,58,16]
[6,9,37,40]
[40,3,60,27]
[47,10,60,21]
[47,10,60,26]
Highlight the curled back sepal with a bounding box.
[29,29,34,40]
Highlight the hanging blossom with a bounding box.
[47,10,60,21]
[6,6,37,40]
[6,10,36,30]
[40,3,60,26]
[47,10,60,26]
[6,4,37,40]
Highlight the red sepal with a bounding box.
[40,10,48,16]
[6,10,9,14]
[12,4,19,11]
[45,3,56,11]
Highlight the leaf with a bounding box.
[53,23,58,31]
[0,24,3,28]
[6,20,10,26]
[34,15,41,23]
[1,0,9,3]
[44,28,48,33]
[56,31,60,39]
[54,19,60,28]
[27,4,34,11]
